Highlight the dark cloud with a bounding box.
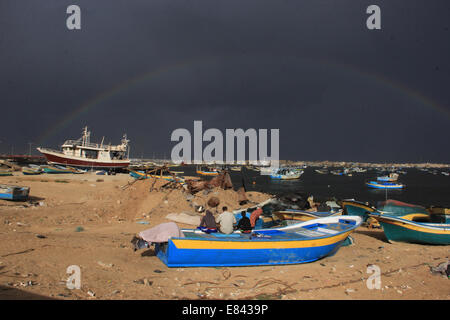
[0,0,449,162]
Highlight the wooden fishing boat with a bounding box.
[274,209,343,222]
[42,165,74,174]
[340,200,377,222]
[22,167,43,175]
[369,213,450,245]
[37,126,130,170]
[0,170,13,176]
[377,200,431,221]
[428,207,450,223]
[152,216,362,267]
[341,199,431,224]
[270,168,303,180]
[129,170,185,183]
[377,173,399,182]
[366,181,404,189]
[0,184,30,201]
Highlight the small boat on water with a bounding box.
[22,167,43,175]
[0,184,30,201]
[146,216,362,267]
[370,213,450,245]
[366,180,404,189]
[315,169,328,174]
[196,166,220,176]
[270,168,303,180]
[377,173,399,182]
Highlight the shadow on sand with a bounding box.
[0,285,56,300]
[355,229,389,243]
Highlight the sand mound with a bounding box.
[113,178,272,224]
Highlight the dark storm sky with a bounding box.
[1,0,449,163]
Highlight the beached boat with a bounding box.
[42,165,74,174]
[150,216,362,267]
[366,180,404,189]
[22,167,43,175]
[37,127,130,170]
[429,207,450,223]
[270,168,303,180]
[0,184,30,201]
[129,170,185,183]
[341,199,431,223]
[340,200,377,222]
[370,213,450,245]
[0,170,13,176]
[377,200,431,221]
[274,209,343,222]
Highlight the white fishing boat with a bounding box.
[37,127,130,170]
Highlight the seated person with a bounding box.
[216,206,236,234]
[236,211,252,233]
[249,207,263,228]
[198,210,217,233]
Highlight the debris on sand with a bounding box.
[430,260,450,278]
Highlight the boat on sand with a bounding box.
[139,216,362,267]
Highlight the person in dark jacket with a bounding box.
[236,211,252,233]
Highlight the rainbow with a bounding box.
[36,55,450,145]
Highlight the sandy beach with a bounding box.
[0,173,448,300]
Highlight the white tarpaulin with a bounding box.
[139,222,185,243]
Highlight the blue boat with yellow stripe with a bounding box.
[154,216,362,267]
[369,213,450,245]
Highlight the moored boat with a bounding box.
[369,213,450,245]
[366,180,404,189]
[270,168,303,180]
[146,216,362,267]
[0,184,30,201]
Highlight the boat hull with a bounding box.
[0,185,30,201]
[196,171,219,176]
[366,181,404,189]
[38,149,129,169]
[155,216,361,267]
[129,170,184,183]
[156,238,347,267]
[275,210,342,222]
[373,215,450,245]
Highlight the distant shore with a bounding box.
[285,160,449,169]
